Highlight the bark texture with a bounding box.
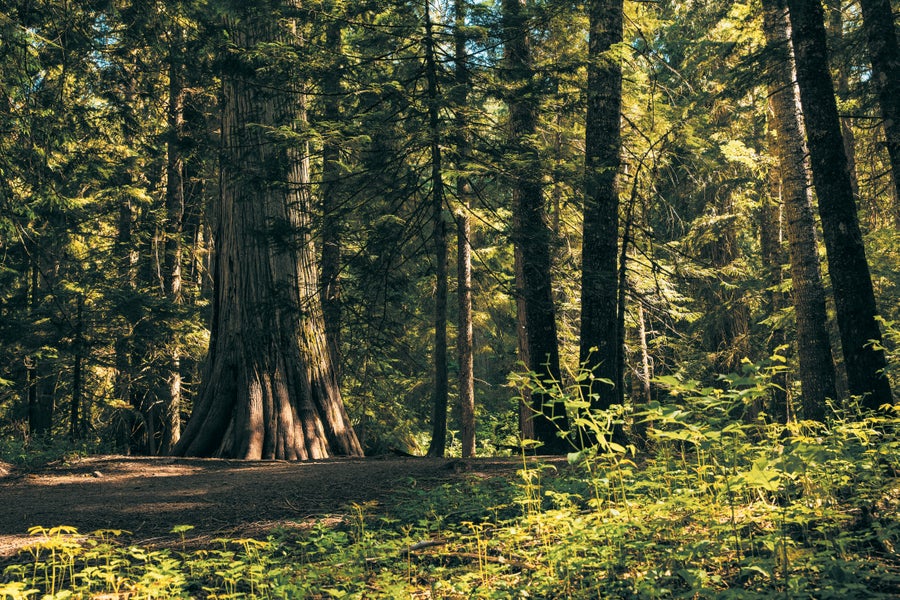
[786,0,892,408]
[115,64,144,451]
[503,0,568,453]
[115,189,138,450]
[455,0,476,459]
[160,30,185,453]
[763,0,837,420]
[424,0,450,458]
[581,0,623,414]
[173,3,362,460]
[757,133,788,420]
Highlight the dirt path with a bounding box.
[0,455,545,559]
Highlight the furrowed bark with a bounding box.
[786,0,892,408]
[173,3,361,459]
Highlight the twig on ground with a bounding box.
[401,538,449,556]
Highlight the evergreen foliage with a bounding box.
[0,0,897,514]
[1,0,899,591]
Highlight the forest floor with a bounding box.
[0,454,552,561]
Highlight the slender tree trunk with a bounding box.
[763,0,837,421]
[857,0,900,204]
[502,0,568,453]
[160,30,185,454]
[172,3,362,459]
[581,0,623,415]
[637,301,652,406]
[615,194,636,411]
[115,64,143,451]
[26,356,40,434]
[320,5,344,373]
[457,209,475,457]
[69,294,84,440]
[613,181,637,442]
[786,0,892,408]
[630,299,652,445]
[455,0,476,459]
[115,194,139,449]
[894,171,900,229]
[424,0,450,458]
[26,263,50,436]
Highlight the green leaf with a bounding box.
[566,399,591,410]
[743,462,781,492]
[606,442,626,454]
[170,524,196,534]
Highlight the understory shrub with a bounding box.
[3,363,898,598]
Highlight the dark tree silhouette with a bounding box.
[762,0,837,420]
[503,0,568,453]
[581,0,624,417]
[786,0,892,408]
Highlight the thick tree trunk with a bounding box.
[581,0,623,415]
[424,1,450,458]
[858,0,900,204]
[173,3,362,460]
[758,8,790,420]
[502,0,568,454]
[786,0,892,408]
[762,0,837,421]
[455,0,476,459]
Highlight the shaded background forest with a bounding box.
[1,0,898,457]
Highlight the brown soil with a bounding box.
[0,455,553,559]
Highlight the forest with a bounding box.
[0,0,899,597]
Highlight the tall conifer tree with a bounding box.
[502,0,568,453]
[762,0,837,420]
[786,0,893,408]
[581,0,623,420]
[173,1,362,459]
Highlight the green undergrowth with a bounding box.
[0,435,104,473]
[3,377,900,598]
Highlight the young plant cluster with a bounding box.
[2,368,898,598]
